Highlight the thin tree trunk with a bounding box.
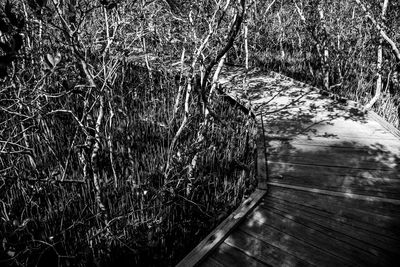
[318,2,329,90]
[354,0,400,62]
[91,94,107,218]
[172,48,186,119]
[364,0,389,110]
[108,100,118,189]
[244,11,249,69]
[277,12,285,60]
[187,55,227,195]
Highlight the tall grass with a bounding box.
[0,65,256,266]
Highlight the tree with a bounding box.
[364,0,389,110]
[354,0,400,63]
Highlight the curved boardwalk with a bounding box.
[177,67,400,267]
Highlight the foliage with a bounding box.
[0,0,255,266]
[240,0,400,127]
[2,0,400,266]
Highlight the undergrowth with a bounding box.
[0,66,257,267]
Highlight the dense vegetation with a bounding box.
[244,0,400,126]
[0,1,256,266]
[0,0,399,266]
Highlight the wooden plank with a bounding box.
[224,229,312,267]
[263,204,400,266]
[261,113,398,142]
[260,203,400,266]
[267,182,400,216]
[256,134,268,185]
[267,140,400,155]
[176,189,267,267]
[240,216,353,267]
[267,137,400,150]
[268,166,400,189]
[198,257,226,267]
[262,113,391,134]
[205,242,269,267]
[267,164,400,198]
[262,196,400,254]
[271,192,400,239]
[248,206,385,266]
[189,66,400,267]
[265,182,400,205]
[267,185,400,231]
[268,161,400,180]
[266,139,399,154]
[267,148,399,171]
[266,162,400,201]
[264,129,399,142]
[268,157,397,172]
[268,179,400,200]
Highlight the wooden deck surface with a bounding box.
[177,66,400,267]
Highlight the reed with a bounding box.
[0,65,256,267]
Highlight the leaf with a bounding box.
[7,250,15,257]
[42,61,51,71]
[12,219,19,227]
[45,54,55,68]
[54,52,61,65]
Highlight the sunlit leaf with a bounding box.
[54,52,62,65]
[7,250,15,257]
[45,54,55,68]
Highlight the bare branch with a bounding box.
[354,0,400,62]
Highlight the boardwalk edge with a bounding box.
[176,189,267,267]
[368,110,400,140]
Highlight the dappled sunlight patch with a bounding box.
[246,209,267,228]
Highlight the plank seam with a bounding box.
[240,218,356,266]
[261,204,390,263]
[222,237,278,266]
[264,195,400,241]
[235,228,320,267]
[267,182,400,205]
[266,160,396,172]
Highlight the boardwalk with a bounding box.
[177,66,400,267]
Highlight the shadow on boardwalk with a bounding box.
[200,66,400,267]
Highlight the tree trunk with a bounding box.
[354,0,400,63]
[364,0,389,110]
[318,2,329,90]
[244,15,249,69]
[277,11,285,61]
